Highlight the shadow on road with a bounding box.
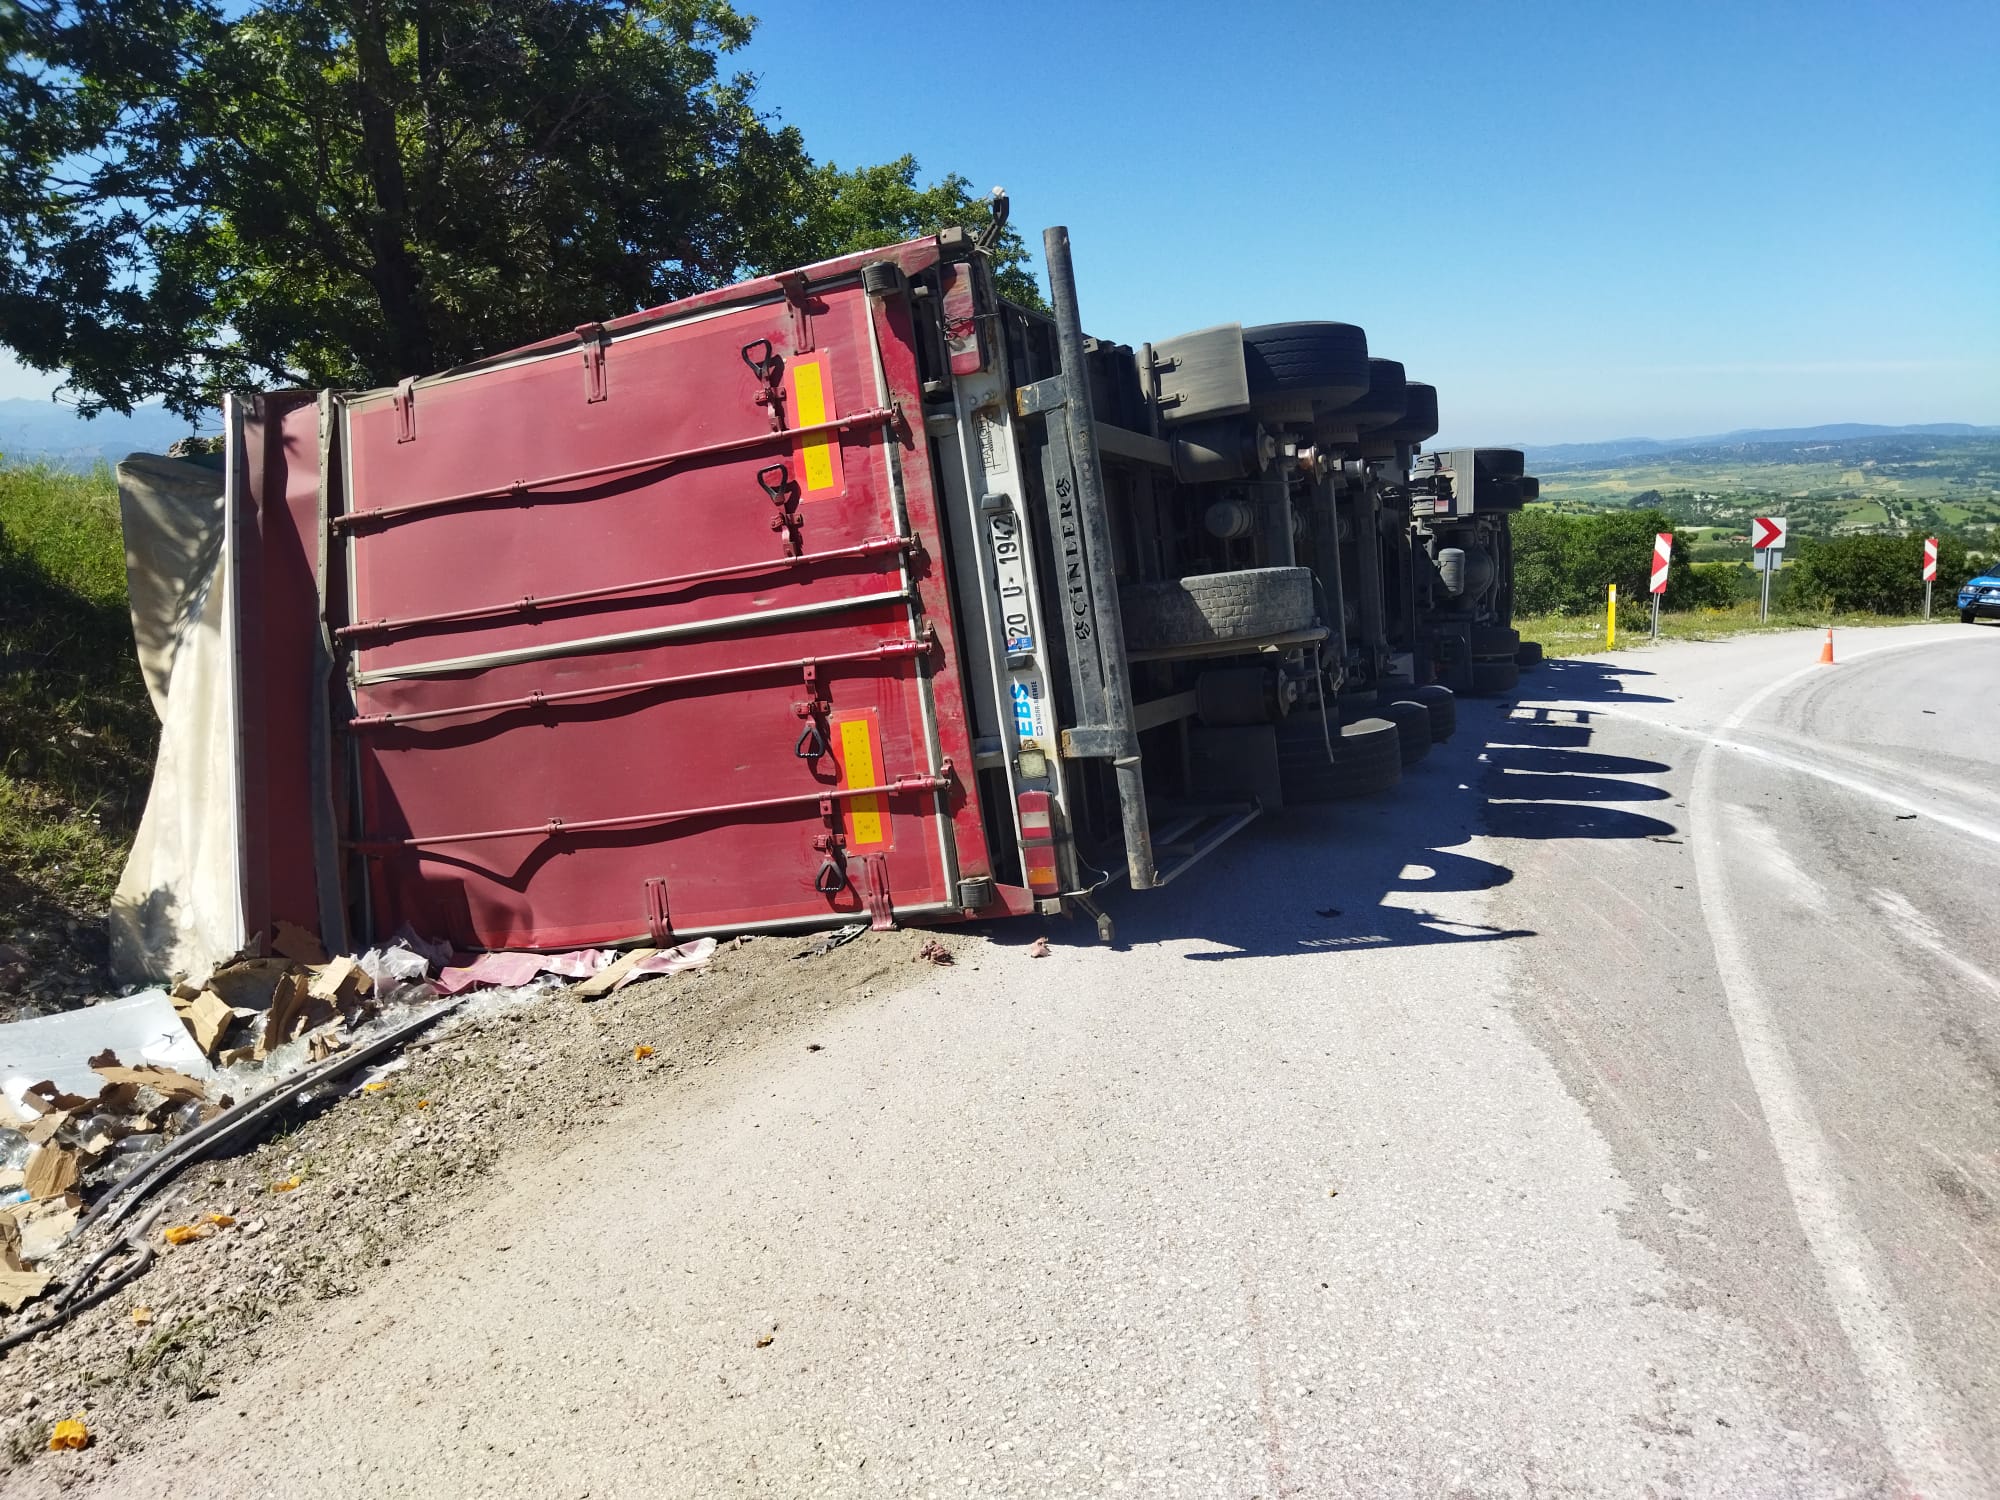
[1069,656,1680,960]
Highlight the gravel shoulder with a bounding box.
[3,924,966,1484]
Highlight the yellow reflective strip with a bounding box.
[793,359,836,491]
[839,717,884,845]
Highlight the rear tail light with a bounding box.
[1016,791,1060,895]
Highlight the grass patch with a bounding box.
[0,462,156,998]
[1517,601,1934,657]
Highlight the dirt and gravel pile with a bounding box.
[1,924,965,1478]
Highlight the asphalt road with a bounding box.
[74,623,2000,1499]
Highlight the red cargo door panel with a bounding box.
[338,272,980,948]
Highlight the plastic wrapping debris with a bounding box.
[436,949,613,995]
[795,923,865,959]
[571,939,717,1001]
[356,942,430,992]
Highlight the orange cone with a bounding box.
[1818,628,1835,665]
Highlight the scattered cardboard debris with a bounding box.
[204,958,293,1012]
[272,920,330,966]
[0,1210,23,1271]
[571,948,655,1001]
[1,1269,54,1313]
[86,1055,209,1104]
[23,1142,80,1201]
[185,989,237,1058]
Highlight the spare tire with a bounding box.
[1373,382,1439,444]
[1405,683,1456,742]
[1378,699,1432,767]
[1471,625,1519,656]
[1319,358,1406,433]
[1469,659,1519,697]
[1241,323,1369,413]
[1119,567,1316,652]
[1475,448,1525,478]
[1517,476,1541,501]
[1515,640,1544,668]
[1275,714,1402,802]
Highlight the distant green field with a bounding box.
[1534,434,2000,542]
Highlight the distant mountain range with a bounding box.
[4,397,1997,476]
[1522,423,2000,470]
[0,399,217,469]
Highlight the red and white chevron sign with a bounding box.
[1923,536,1938,582]
[1752,516,1786,550]
[1651,532,1672,595]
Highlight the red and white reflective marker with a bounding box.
[1651,533,1672,595]
[1923,536,1938,582]
[1752,516,1787,550]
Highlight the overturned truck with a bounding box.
[179,215,1538,966]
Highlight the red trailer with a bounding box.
[220,215,1452,959]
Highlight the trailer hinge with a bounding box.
[778,272,815,353]
[643,876,672,945]
[742,339,786,431]
[852,852,895,931]
[793,660,832,763]
[577,323,609,404]
[393,378,416,443]
[813,796,847,895]
[759,461,802,557]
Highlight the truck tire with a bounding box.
[1378,699,1432,767]
[1470,625,1518,656]
[1119,567,1316,652]
[1319,358,1406,432]
[1515,640,1544,668]
[1405,684,1456,742]
[1517,476,1541,501]
[1373,381,1439,445]
[1275,715,1402,802]
[1469,659,1519,696]
[1241,323,1370,412]
[1475,448,1525,479]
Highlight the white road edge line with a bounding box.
[1578,709,2000,853]
[1685,636,1984,1497]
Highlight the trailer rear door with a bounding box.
[335,261,982,948]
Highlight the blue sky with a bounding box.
[4,0,1995,445]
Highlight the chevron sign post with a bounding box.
[1650,532,1671,640]
[1924,535,1938,618]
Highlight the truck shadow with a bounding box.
[1066,656,1678,959]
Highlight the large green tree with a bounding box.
[0,0,1034,419]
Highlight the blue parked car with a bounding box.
[1962,572,2000,623]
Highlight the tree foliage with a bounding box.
[1786,533,1973,615]
[0,0,1036,418]
[1510,508,1732,615]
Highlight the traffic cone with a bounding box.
[1818,628,1835,665]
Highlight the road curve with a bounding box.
[53,622,2000,1499]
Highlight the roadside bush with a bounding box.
[1511,509,1733,615]
[1786,534,1973,614]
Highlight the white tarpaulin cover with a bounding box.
[109,454,245,984]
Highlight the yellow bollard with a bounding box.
[1606,583,1618,649]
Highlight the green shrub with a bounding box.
[1786,534,1973,614]
[1511,509,1733,616]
